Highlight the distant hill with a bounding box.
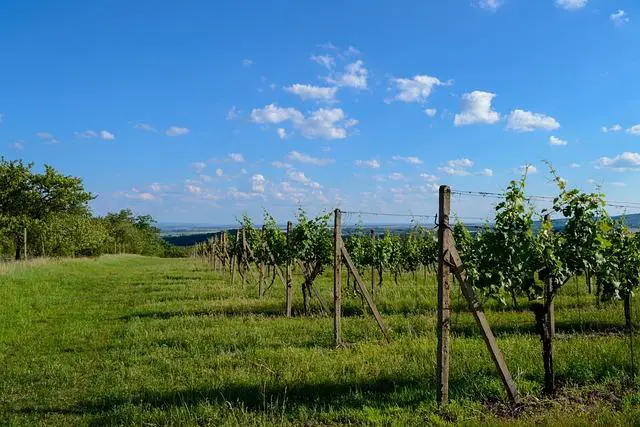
[161,213,640,247]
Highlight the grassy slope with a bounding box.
[1,256,639,426]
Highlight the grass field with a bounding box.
[1,255,640,426]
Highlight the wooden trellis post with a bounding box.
[334,209,343,347]
[333,209,390,345]
[286,221,293,317]
[259,225,266,298]
[436,184,519,405]
[370,229,376,300]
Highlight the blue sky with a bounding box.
[1,0,639,224]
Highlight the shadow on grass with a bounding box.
[451,319,628,337]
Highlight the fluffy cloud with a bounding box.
[610,10,629,26]
[288,151,334,166]
[250,104,355,140]
[448,158,474,168]
[454,91,500,126]
[424,108,437,117]
[392,155,423,165]
[242,59,253,67]
[569,163,580,168]
[124,189,156,201]
[35,132,58,144]
[12,141,24,150]
[228,153,245,162]
[549,136,568,146]
[355,159,381,169]
[191,162,207,172]
[555,0,587,10]
[439,158,474,176]
[311,54,335,70]
[612,182,626,187]
[215,168,224,177]
[507,109,560,132]
[327,60,368,90]
[477,0,501,10]
[251,174,266,193]
[420,173,438,182]
[133,123,156,132]
[251,104,303,124]
[271,161,293,169]
[76,130,97,138]
[277,128,288,139]
[226,106,241,120]
[100,130,115,141]
[520,164,538,175]
[284,84,337,103]
[389,172,407,181]
[166,126,190,137]
[602,124,622,133]
[627,125,640,136]
[287,170,322,188]
[598,152,640,171]
[480,168,494,177]
[388,75,449,103]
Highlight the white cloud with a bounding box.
[454,91,500,126]
[288,150,334,166]
[627,125,640,136]
[388,75,450,103]
[191,161,207,172]
[448,158,474,168]
[480,168,494,177]
[186,184,202,194]
[251,174,266,193]
[327,60,368,90]
[569,163,580,168]
[124,189,157,201]
[251,104,356,140]
[134,123,156,132]
[439,166,471,176]
[35,132,58,144]
[520,164,538,175]
[555,0,588,10]
[611,182,626,187]
[420,173,438,182]
[602,124,622,133]
[389,172,407,181]
[0,113,3,123]
[549,136,568,146]
[215,168,224,177]
[100,130,115,141]
[251,104,304,124]
[507,109,560,132]
[311,54,335,70]
[271,161,293,169]
[610,10,629,26]
[392,155,423,165]
[424,108,437,118]
[277,128,288,139]
[226,106,241,120]
[284,84,337,103]
[598,152,640,171]
[355,159,381,169]
[200,174,212,182]
[477,0,501,10]
[12,141,24,150]
[242,59,253,67]
[228,153,245,162]
[76,130,97,138]
[288,170,311,184]
[166,126,190,137]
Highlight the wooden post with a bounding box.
[334,209,343,347]
[370,229,376,300]
[448,244,520,403]
[231,230,238,285]
[241,228,247,288]
[23,227,28,261]
[436,185,451,405]
[286,221,293,317]
[543,215,555,337]
[259,225,265,298]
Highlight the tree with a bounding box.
[0,158,94,259]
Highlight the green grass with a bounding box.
[1,255,640,425]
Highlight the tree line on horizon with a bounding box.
[0,157,184,261]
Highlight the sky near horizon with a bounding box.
[1,0,639,225]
